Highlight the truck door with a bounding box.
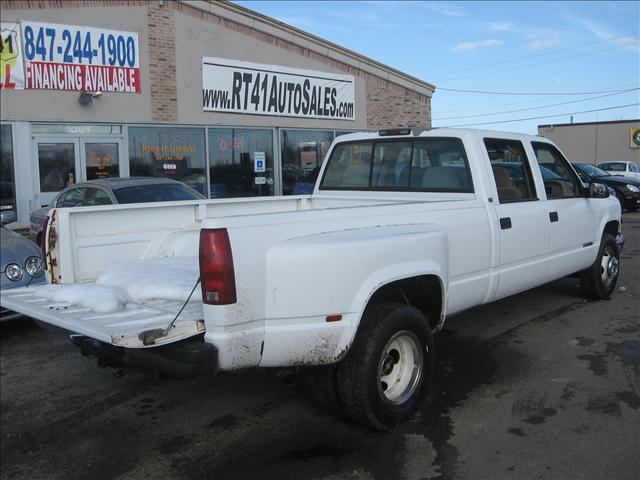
[530,141,597,279]
[483,137,551,300]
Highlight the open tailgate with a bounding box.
[1,286,205,348]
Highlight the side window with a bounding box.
[411,138,473,192]
[56,188,88,207]
[320,143,373,188]
[484,138,536,203]
[93,189,113,205]
[531,142,581,199]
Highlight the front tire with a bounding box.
[337,303,434,430]
[580,233,620,299]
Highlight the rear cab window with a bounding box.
[320,137,473,193]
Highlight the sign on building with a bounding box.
[202,57,355,120]
[1,22,25,89]
[631,128,640,149]
[20,21,141,93]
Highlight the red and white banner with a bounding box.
[26,62,140,93]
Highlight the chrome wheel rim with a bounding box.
[377,330,424,404]
[600,246,619,289]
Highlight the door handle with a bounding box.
[549,211,559,222]
[500,217,512,230]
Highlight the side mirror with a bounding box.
[0,210,17,225]
[589,182,608,198]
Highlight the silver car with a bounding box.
[1,213,47,321]
[30,177,205,244]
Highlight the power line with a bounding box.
[431,82,639,115]
[432,88,639,121]
[428,31,639,78]
[436,87,638,96]
[442,103,640,127]
[437,43,637,82]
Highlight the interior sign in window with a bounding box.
[21,21,140,93]
[202,57,355,120]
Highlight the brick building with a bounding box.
[0,0,435,224]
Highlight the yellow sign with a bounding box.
[631,128,640,149]
[1,22,25,89]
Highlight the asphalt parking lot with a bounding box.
[1,213,639,480]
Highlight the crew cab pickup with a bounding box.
[1,128,624,430]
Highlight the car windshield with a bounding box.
[576,163,610,177]
[600,162,625,171]
[113,184,203,204]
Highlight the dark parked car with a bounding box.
[571,162,640,212]
[30,177,205,244]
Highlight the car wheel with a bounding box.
[580,233,620,300]
[337,303,434,430]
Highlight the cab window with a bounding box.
[320,138,473,192]
[531,142,581,199]
[484,138,537,203]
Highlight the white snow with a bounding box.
[35,284,130,313]
[34,256,200,313]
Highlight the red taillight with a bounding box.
[41,216,49,258]
[199,228,237,305]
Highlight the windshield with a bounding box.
[600,162,626,172]
[576,163,610,177]
[113,184,203,204]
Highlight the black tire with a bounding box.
[304,365,345,417]
[337,303,434,431]
[580,233,620,300]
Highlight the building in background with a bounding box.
[538,119,640,165]
[0,0,434,224]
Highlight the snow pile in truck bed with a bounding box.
[96,257,200,303]
[34,284,130,313]
[34,257,200,313]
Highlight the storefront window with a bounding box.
[128,127,207,196]
[208,128,274,198]
[281,129,334,195]
[0,125,16,213]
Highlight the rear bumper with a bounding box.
[72,333,218,379]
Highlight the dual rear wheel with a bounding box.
[310,303,434,431]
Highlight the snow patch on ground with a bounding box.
[34,257,200,313]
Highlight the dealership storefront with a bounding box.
[1,0,434,225]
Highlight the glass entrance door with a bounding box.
[33,138,80,208]
[32,137,123,209]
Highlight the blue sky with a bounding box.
[235,1,639,134]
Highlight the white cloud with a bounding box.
[485,22,516,32]
[417,2,467,17]
[570,17,639,52]
[452,39,504,52]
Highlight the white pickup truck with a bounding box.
[1,128,624,430]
